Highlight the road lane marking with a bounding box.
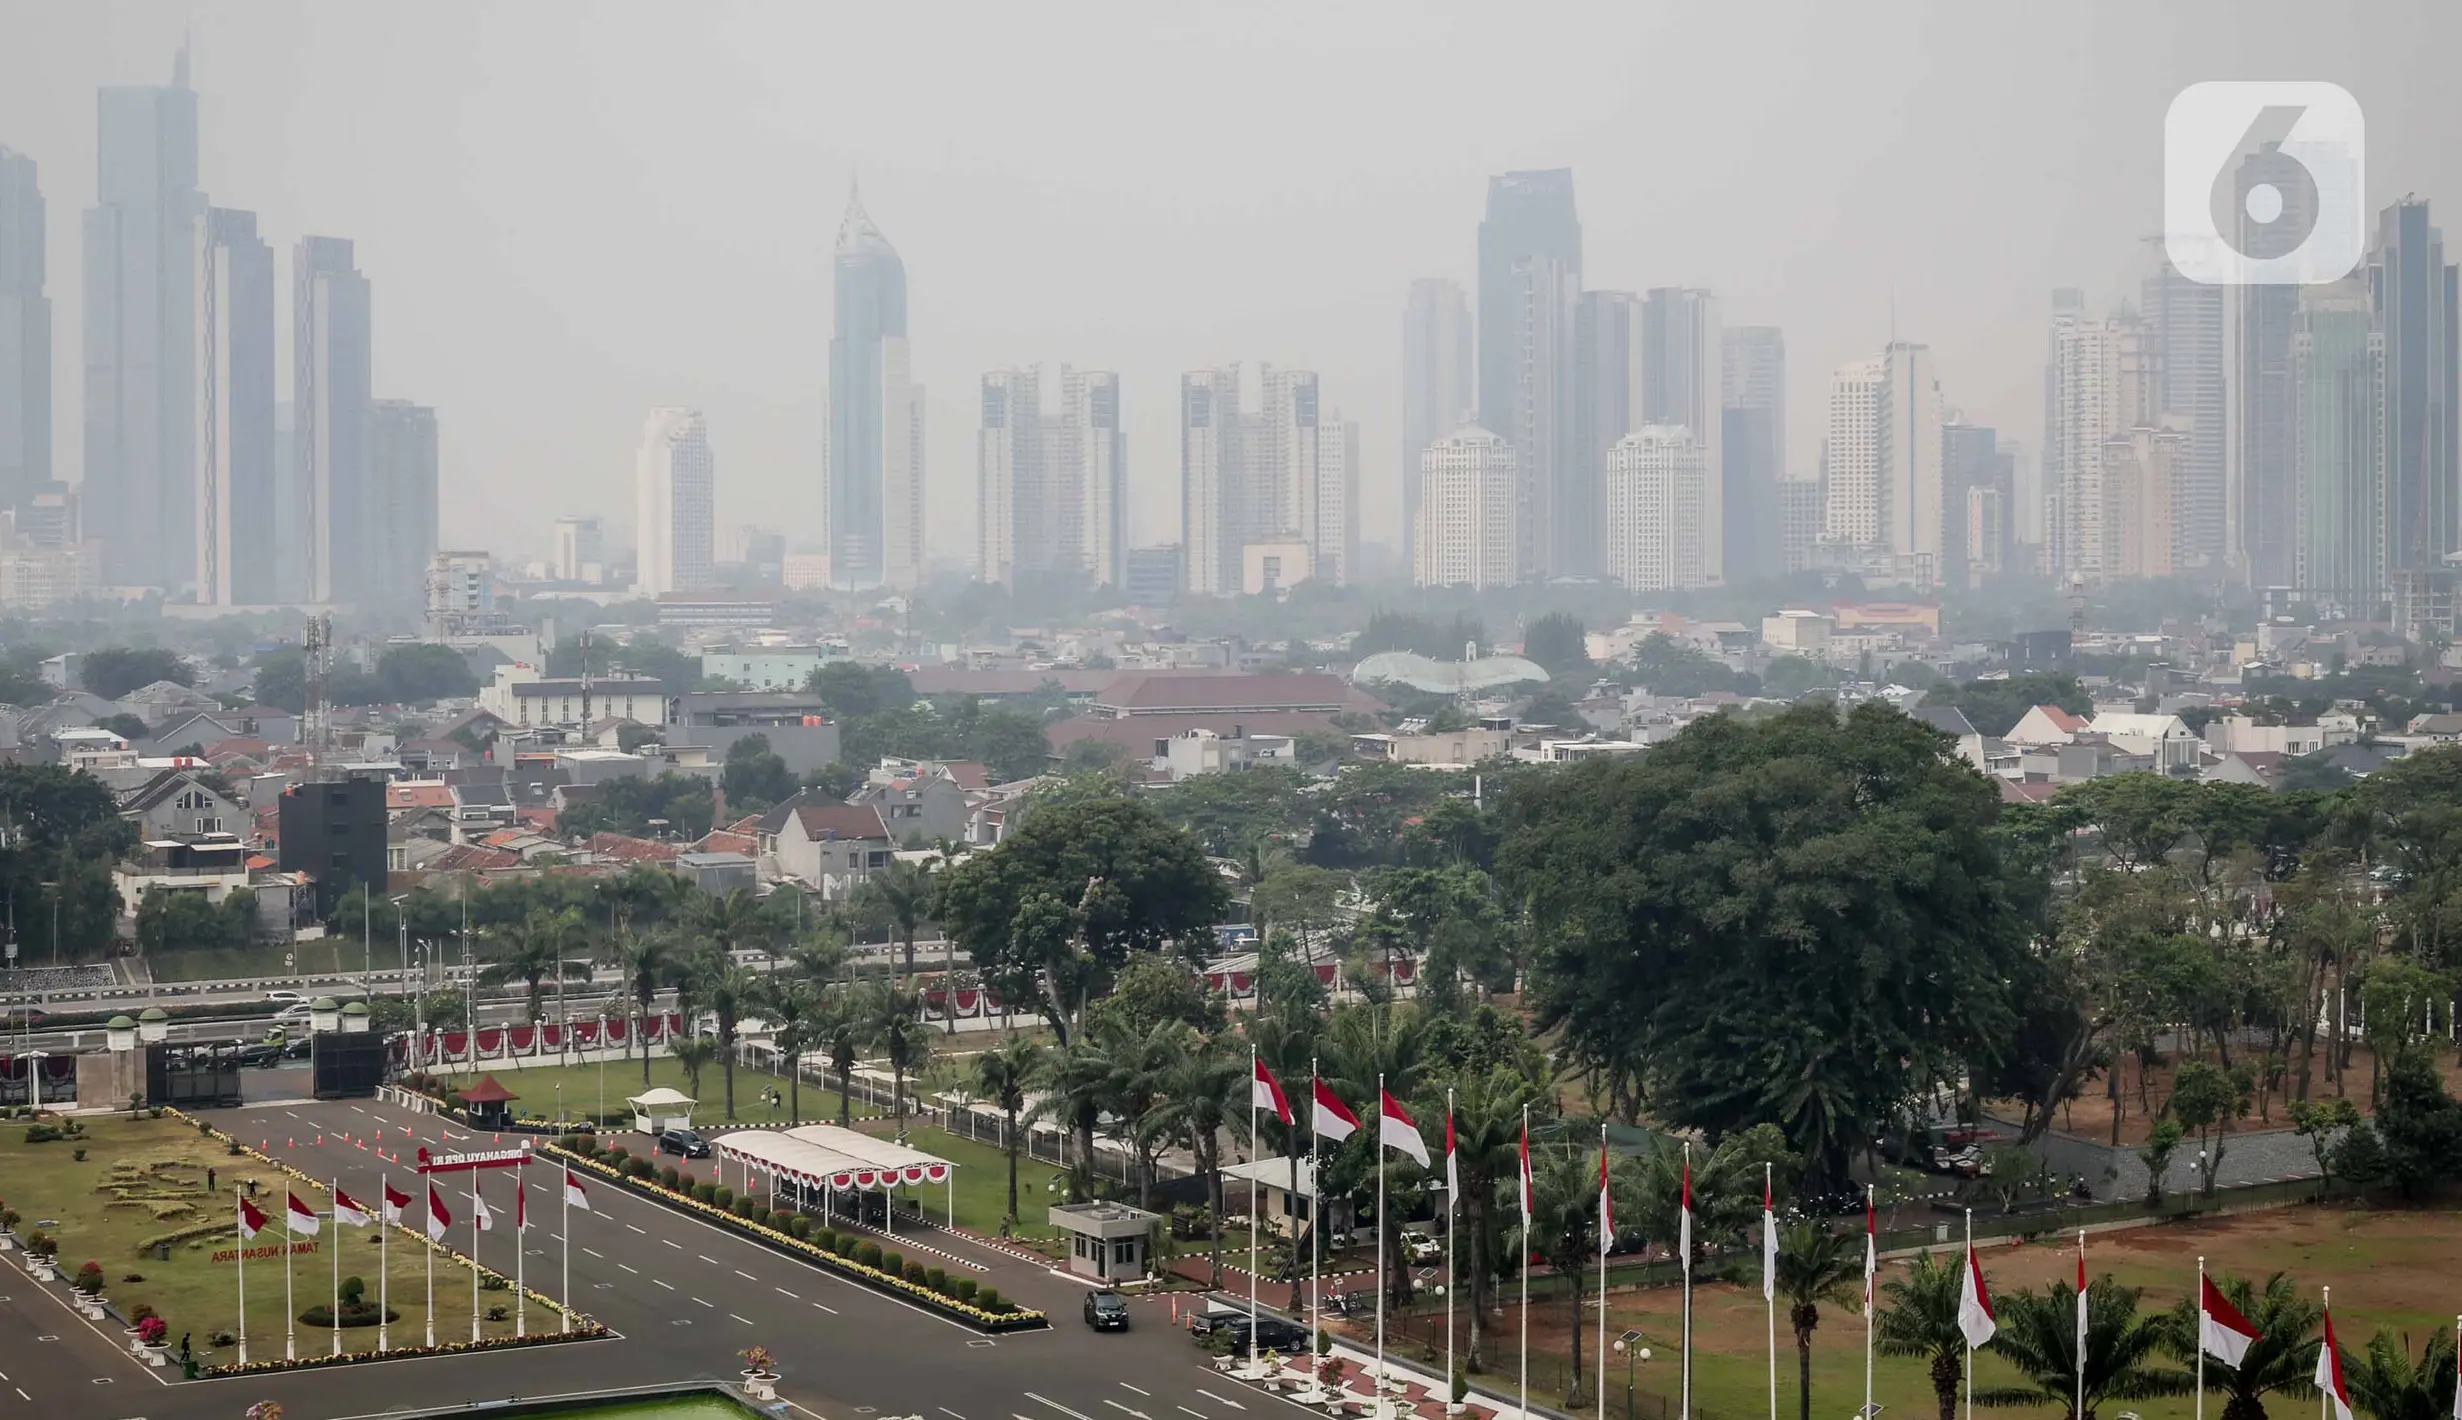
[584,1247,603,1258]
[1120,1386,1150,1398]
[731,1313,754,1325]
[939,1410,966,1420]
[663,1240,682,1249]
[811,1300,838,1315]
[1027,1394,1096,1420]
[1193,1392,1245,1411]
[627,1224,646,1234]
[694,1296,715,1309]
[775,1286,799,1299]
[1102,1402,1152,1419]
[735,1269,756,1280]
[699,1254,718,1264]
[619,1264,639,1274]
[1177,1409,1207,1418]
[12,1388,25,1401]
[654,1279,675,1291]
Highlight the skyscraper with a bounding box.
[1823,357,1883,550]
[636,406,714,599]
[1572,289,1644,578]
[1877,342,1945,586]
[1721,326,1785,584]
[2289,278,2386,613]
[1176,366,1352,594]
[1180,367,1239,595]
[1068,369,1127,589]
[553,515,603,584]
[2046,296,2157,585]
[1605,425,1708,592]
[2102,425,2183,582]
[0,147,48,513]
[1942,418,2013,588]
[367,399,438,615]
[295,235,369,605]
[1640,288,1724,583]
[191,207,274,606]
[826,186,923,589]
[1477,170,1579,580]
[1402,278,1472,556]
[1413,426,1519,589]
[84,46,201,588]
[2143,249,2227,571]
[2370,198,2457,576]
[2236,145,2320,588]
[976,367,1039,587]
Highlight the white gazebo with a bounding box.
[627,1087,697,1135]
[713,1124,957,1233]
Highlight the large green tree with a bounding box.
[1501,702,2029,1184]
[1520,611,1592,680]
[82,647,193,700]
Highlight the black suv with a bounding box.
[1199,1313,1309,1353]
[1084,1290,1130,1331]
[656,1127,711,1159]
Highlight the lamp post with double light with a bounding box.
[1614,1332,1649,1420]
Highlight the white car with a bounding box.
[272,1003,314,1021]
[265,990,306,1004]
[1402,1229,1442,1263]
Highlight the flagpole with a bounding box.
[425,1187,435,1348]
[1862,1184,1874,1420]
[471,1183,481,1343]
[1311,1057,1322,1338]
[1597,1122,1608,1420]
[285,1194,296,1361]
[1964,1209,1974,1420]
[1375,1071,1387,1400]
[2320,1287,2330,1420]
[1519,1103,1530,1420]
[379,1175,390,1353]
[2075,1230,2086,1420]
[332,1180,342,1357]
[2196,1255,2206,1420]
[1250,1043,1260,1374]
[562,1168,572,1334]
[235,1188,249,1367]
[1682,1143,1693,1420]
[1765,1162,1776,1420]
[1446,1085,1456,1416]
[516,1184,527,1338]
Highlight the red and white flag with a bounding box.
[563,1170,591,1212]
[1760,1169,1778,1302]
[1518,1118,1535,1225]
[1253,1058,1292,1125]
[2316,1303,2353,1420]
[332,1188,372,1229]
[1379,1090,1430,1166]
[1312,1078,1359,1143]
[382,1180,412,1225]
[285,1191,321,1236]
[1679,1151,1694,1275]
[238,1194,268,1241]
[472,1188,495,1233]
[516,1182,528,1233]
[2199,1275,2260,1369]
[1444,1108,1459,1199]
[1597,1140,1615,1240]
[1958,1242,1997,1349]
[2074,1233,2089,1360]
[1862,1189,1876,1307]
[426,1185,451,1242]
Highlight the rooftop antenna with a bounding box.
[303,612,332,769]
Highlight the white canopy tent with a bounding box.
[626,1087,697,1135]
[713,1124,957,1232]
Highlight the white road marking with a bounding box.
[654,1279,676,1291]
[1193,1392,1245,1412]
[1120,1386,1150,1398]
[1027,1394,1097,1420]
[12,1388,25,1401]
[1102,1401,1152,1420]
[698,1254,718,1264]
[693,1297,715,1309]
[1177,1409,1207,1419]
[663,1239,682,1249]
[735,1269,756,1280]
[583,1247,603,1258]
[731,1312,754,1325]
[810,1300,838,1315]
[619,1264,639,1274]
[938,1410,966,1420]
[626,1224,646,1235]
[775,1286,799,1299]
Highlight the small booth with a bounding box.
[628,1086,697,1135]
[1050,1201,1160,1282]
[456,1073,520,1128]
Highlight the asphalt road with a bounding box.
[0,1093,1271,1420]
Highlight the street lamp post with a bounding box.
[1614,1333,1649,1420]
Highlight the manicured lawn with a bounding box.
[434,1054,876,1128]
[149,942,361,984]
[902,1123,1068,1252]
[0,1114,529,1367]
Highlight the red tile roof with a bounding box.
[588,833,681,863]
[389,783,456,811]
[787,803,891,842]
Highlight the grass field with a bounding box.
[435,1055,878,1128]
[0,1114,531,1367]
[1355,1202,2462,1420]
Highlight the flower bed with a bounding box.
[544,1140,1046,1333]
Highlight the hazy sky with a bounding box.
[2,0,2456,567]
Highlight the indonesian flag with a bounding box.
[238,1194,268,1240]
[1679,1152,1694,1275]
[1518,1119,1535,1225]
[1312,1078,1360,1143]
[2074,1234,2089,1361]
[1760,1170,1778,1303]
[1597,1141,1615,1240]
[1379,1090,1430,1166]
[332,1188,373,1229]
[426,1186,451,1242]
[1862,1189,1876,1307]
[1444,1109,1459,1199]
[1958,1241,1997,1349]
[382,1181,412,1225]
[1253,1058,1292,1125]
[516,1183,528,1233]
[564,1170,591,1212]
[2199,1275,2260,1369]
[285,1192,321,1236]
[2316,1304,2353,1420]
[473,1188,495,1233]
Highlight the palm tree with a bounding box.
[1979,1277,2191,1420]
[2346,1327,2459,1420]
[814,988,867,1126]
[478,908,588,1022]
[671,1036,718,1102]
[1144,1038,1243,1286]
[606,929,673,1086]
[867,982,934,1135]
[696,954,762,1120]
[1773,1218,1866,1420]
[1030,1036,1114,1200]
[862,859,937,980]
[762,972,823,1124]
[1524,1144,1619,1403]
[931,841,968,1033]
[974,1036,1045,1229]
[694,887,778,960]
[1876,1251,1971,1420]
[2161,1272,2322,1420]
[1103,1017,1184,1208]
[1448,1066,1546,1373]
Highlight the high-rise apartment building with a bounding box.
[2143,249,2227,571]
[367,400,438,615]
[84,47,202,589]
[295,235,369,605]
[2236,145,2321,589]
[826,187,923,589]
[1640,288,1724,583]
[1942,418,2013,588]
[1176,366,1354,594]
[1823,357,1884,550]
[976,368,1033,586]
[2370,199,2458,576]
[2289,278,2386,613]
[2046,295,2159,585]
[636,407,714,599]
[1180,368,1239,595]
[191,208,274,606]
[2101,425,2182,582]
[1778,479,1823,573]
[1877,342,1945,586]
[1571,290,1644,579]
[552,515,604,583]
[1478,170,1580,580]
[1605,425,1709,592]
[1402,278,1473,553]
[1070,369,1127,589]
[1721,326,1785,584]
[1413,426,1519,590]
[0,147,47,514]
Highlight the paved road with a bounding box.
[0,1094,1264,1420]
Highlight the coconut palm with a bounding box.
[973,1035,1045,1228]
[761,972,823,1124]
[1876,1251,1971,1420]
[606,929,673,1086]
[2345,1327,2459,1420]
[670,1036,718,1102]
[1524,1143,1633,1403]
[1143,1037,1245,1286]
[1030,1036,1115,1200]
[1978,1277,2191,1420]
[1103,1017,1184,1208]
[478,908,589,1022]
[866,982,934,1134]
[1772,1217,1867,1420]
[1448,1065,1547,1373]
[813,988,867,1126]
[2160,1272,2322,1420]
[695,954,762,1120]
[860,859,938,979]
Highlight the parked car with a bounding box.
[1401,1228,1442,1263]
[1193,1308,1309,1353]
[272,1003,313,1021]
[1084,1290,1130,1331]
[657,1128,711,1159]
[264,990,306,1004]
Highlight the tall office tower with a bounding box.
[191,208,274,606]
[1254,365,1319,548]
[1876,342,1945,586]
[84,46,202,589]
[636,407,714,598]
[1721,326,1785,584]
[978,366,1127,589]
[2101,425,2183,582]
[2236,144,2321,588]
[1571,290,1644,577]
[1942,419,2014,588]
[1640,288,1725,582]
[270,402,302,600]
[1778,479,1823,572]
[2289,278,2387,613]
[2144,249,2227,571]
[366,400,437,615]
[1315,410,1360,586]
[1823,357,1884,549]
[975,367,1041,586]
[1069,369,1126,588]
[1604,425,1709,592]
[1477,170,1580,579]
[1179,368,1240,594]
[295,235,369,605]
[2370,199,2458,576]
[1413,426,1519,589]
[1402,278,1473,555]
[552,514,604,583]
[0,147,47,513]
[2047,298,2160,584]
[826,187,923,589]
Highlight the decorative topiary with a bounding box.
[659,1165,681,1190]
[904,1261,928,1285]
[925,1265,946,1292]
[880,1250,903,1276]
[834,1233,858,1258]
[954,1277,979,1303]
[713,1186,734,1210]
[693,1183,718,1205]
[787,1215,811,1240]
[978,1286,1007,1313]
[73,1260,105,1294]
[856,1241,882,1269]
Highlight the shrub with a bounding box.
[880,1250,903,1276]
[955,1277,979,1303]
[856,1242,882,1269]
[23,1230,55,1257]
[121,1272,144,1283]
[787,1215,811,1240]
[693,1183,718,1205]
[129,1302,158,1323]
[72,1147,86,1162]
[226,1142,242,1155]
[834,1233,858,1259]
[341,1276,366,1304]
[978,1286,1007,1313]
[23,1123,60,1144]
[0,1208,17,1231]
[925,1266,946,1293]
[713,1186,734,1210]
[904,1261,928,1286]
[606,1146,630,1164]
[626,1157,655,1180]
[73,1260,105,1294]
[659,1166,681,1191]
[137,1315,168,1346]
[486,1304,509,1322]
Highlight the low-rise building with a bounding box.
[755,797,895,898]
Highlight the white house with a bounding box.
[2089,712,2204,776]
[2005,704,2091,747]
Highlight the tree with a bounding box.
[608,931,675,1087]
[135,885,255,955]
[807,662,915,719]
[2139,1119,2187,1208]
[1503,703,2029,1184]
[559,773,716,841]
[2160,1272,2321,1420]
[372,644,479,704]
[761,971,824,1123]
[974,1036,1045,1229]
[1030,1037,1114,1200]
[815,989,868,1128]
[2168,1060,2252,1196]
[696,955,762,1121]
[1876,1252,1973,1420]
[1085,952,1223,1040]
[82,647,192,701]
[1978,1277,2190,1420]
[1520,612,1592,680]
[670,1036,718,1101]
[720,735,796,815]
[938,793,1230,1042]
[2288,1096,2362,1192]
[96,712,151,743]
[1923,672,2091,738]
[1525,1143,1630,1401]
[1145,1038,1244,1286]
[476,909,589,1022]
[1445,1064,1548,1371]
[1773,1218,1866,1420]
[866,982,934,1133]
[1628,633,1756,697]
[2371,1047,2462,1197]
[2345,1327,2460,1420]
[857,859,938,979]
